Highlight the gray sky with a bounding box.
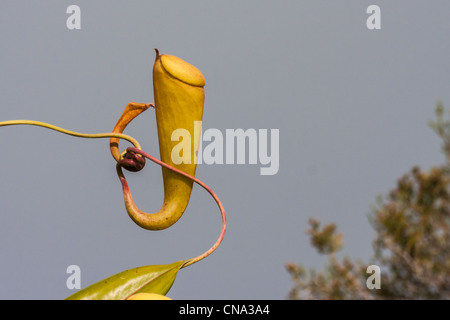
[1,1,449,299]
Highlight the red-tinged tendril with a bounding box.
[117,147,226,268]
[0,119,225,269]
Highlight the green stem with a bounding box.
[0,120,142,152]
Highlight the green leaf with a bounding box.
[65,260,185,300]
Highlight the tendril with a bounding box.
[120,147,226,268]
[0,120,142,151]
[0,119,226,268]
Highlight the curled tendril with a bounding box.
[119,147,226,268]
[0,119,226,268]
[117,150,146,172]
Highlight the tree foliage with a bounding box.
[286,103,450,299]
